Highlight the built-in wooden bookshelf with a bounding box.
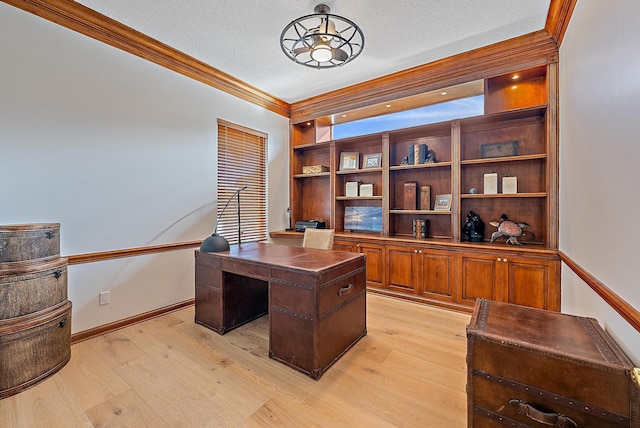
[279,64,559,313]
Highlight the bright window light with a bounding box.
[333,95,484,140]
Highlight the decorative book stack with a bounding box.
[412,219,427,238]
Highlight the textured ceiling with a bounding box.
[75,0,551,103]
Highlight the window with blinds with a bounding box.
[217,119,267,245]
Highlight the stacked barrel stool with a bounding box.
[0,223,71,399]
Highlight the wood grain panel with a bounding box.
[509,260,549,309]
[459,253,497,303]
[356,242,384,288]
[387,245,416,293]
[419,249,455,299]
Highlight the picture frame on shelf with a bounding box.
[480,140,518,159]
[434,194,452,211]
[363,153,382,169]
[339,152,359,170]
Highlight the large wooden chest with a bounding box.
[268,256,366,379]
[467,299,639,427]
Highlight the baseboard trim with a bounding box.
[71,299,195,344]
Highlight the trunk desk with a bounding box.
[194,242,367,380]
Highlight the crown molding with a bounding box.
[2,0,291,117]
[290,30,558,121]
[546,0,578,47]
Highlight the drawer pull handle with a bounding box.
[338,284,353,296]
[58,319,67,328]
[509,399,577,428]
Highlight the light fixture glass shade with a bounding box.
[311,43,333,62]
[200,233,230,252]
[280,4,364,69]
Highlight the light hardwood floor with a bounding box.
[0,294,471,427]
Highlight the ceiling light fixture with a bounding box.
[280,4,364,69]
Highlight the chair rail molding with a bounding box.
[560,251,640,334]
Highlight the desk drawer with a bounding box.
[318,267,365,316]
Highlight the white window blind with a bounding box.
[216,119,267,245]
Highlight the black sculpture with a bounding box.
[462,211,485,242]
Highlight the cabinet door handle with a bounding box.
[338,283,353,296]
[509,399,577,428]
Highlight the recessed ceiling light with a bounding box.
[512,74,520,80]
[441,91,448,95]
[306,122,312,126]
[341,114,347,118]
[386,104,391,108]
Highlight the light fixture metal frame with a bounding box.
[280,4,364,69]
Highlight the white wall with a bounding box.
[559,0,640,364]
[0,4,289,333]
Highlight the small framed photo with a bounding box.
[434,194,452,211]
[363,153,382,169]
[340,152,359,170]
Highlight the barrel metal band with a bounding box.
[473,406,530,427]
[270,277,314,291]
[319,266,365,290]
[319,290,364,320]
[473,369,629,424]
[271,305,313,321]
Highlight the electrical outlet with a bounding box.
[99,291,110,305]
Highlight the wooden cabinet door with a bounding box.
[387,245,417,293]
[333,239,355,252]
[458,252,501,305]
[459,250,560,311]
[506,257,560,311]
[418,248,455,302]
[356,242,384,288]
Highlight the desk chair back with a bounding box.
[302,229,335,250]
